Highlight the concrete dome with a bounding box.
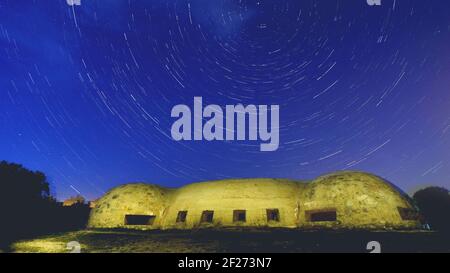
[162,178,304,229]
[88,183,172,229]
[300,171,420,229]
[87,172,420,230]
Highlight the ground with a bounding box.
[7,229,450,253]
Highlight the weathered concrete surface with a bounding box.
[88,172,421,230]
[88,184,173,229]
[300,171,419,229]
[163,178,305,229]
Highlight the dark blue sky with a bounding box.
[1,0,449,200]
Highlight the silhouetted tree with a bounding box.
[0,161,90,249]
[0,160,50,199]
[0,161,53,234]
[413,186,450,232]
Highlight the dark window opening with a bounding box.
[266,209,280,222]
[233,210,246,222]
[124,215,155,225]
[398,207,419,221]
[201,210,214,223]
[306,209,337,222]
[176,211,188,223]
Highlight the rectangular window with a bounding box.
[124,215,155,225]
[306,209,337,222]
[176,211,188,223]
[398,207,419,221]
[233,210,246,222]
[201,210,214,223]
[266,209,280,222]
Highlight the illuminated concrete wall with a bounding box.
[162,179,304,229]
[88,183,173,229]
[88,172,421,230]
[300,172,419,229]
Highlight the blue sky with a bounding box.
[0,0,449,200]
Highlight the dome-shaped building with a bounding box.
[162,178,305,229]
[300,171,419,229]
[88,183,173,229]
[88,172,421,230]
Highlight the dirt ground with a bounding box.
[8,228,450,253]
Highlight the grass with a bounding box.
[9,228,450,253]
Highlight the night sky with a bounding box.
[1,0,449,200]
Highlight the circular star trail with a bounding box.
[0,0,449,200]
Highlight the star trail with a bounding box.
[0,0,449,200]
